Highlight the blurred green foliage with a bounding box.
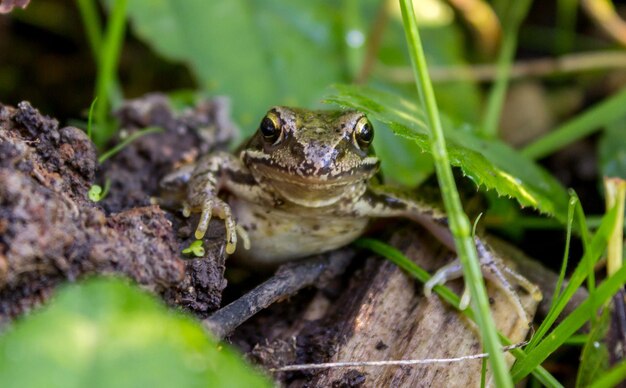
[124,0,347,128]
[0,278,271,388]
[599,119,626,179]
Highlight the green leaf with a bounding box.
[598,119,626,179]
[182,240,206,257]
[88,184,103,202]
[125,0,345,130]
[325,84,570,222]
[0,277,271,388]
[374,122,433,186]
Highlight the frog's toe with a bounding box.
[212,199,239,255]
[236,225,251,250]
[423,258,463,298]
[182,202,192,218]
[224,217,237,255]
[194,203,213,240]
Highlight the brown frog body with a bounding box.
[163,106,444,265]
[162,106,541,314]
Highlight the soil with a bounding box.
[0,95,235,324]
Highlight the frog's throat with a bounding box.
[268,178,367,207]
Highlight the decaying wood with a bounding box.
[244,227,540,387]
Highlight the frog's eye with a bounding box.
[353,116,374,148]
[259,112,282,143]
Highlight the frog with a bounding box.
[162,106,541,314]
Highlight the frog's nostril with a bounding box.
[303,143,338,170]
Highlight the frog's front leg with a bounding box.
[186,151,262,254]
[356,185,454,250]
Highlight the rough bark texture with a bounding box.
[242,227,540,387]
[0,96,235,324]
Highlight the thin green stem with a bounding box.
[398,0,512,386]
[93,0,128,147]
[555,0,577,54]
[481,0,532,138]
[86,97,98,141]
[98,127,162,164]
[522,86,626,160]
[562,334,589,345]
[551,195,576,304]
[75,0,103,60]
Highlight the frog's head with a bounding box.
[242,106,380,207]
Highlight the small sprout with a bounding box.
[88,185,103,201]
[182,240,205,257]
[86,97,98,141]
[88,179,110,202]
[98,126,163,164]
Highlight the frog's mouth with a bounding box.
[249,157,379,207]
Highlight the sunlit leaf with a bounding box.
[326,84,570,222]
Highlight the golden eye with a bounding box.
[259,111,282,143]
[353,116,374,148]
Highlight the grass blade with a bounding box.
[512,261,626,381]
[522,86,626,160]
[398,1,512,385]
[550,194,577,304]
[93,0,128,147]
[588,356,626,388]
[525,205,618,352]
[97,126,162,164]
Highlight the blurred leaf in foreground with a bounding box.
[326,84,570,223]
[0,277,271,388]
[125,0,346,130]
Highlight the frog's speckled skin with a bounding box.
[163,106,444,264]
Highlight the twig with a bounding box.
[270,341,527,372]
[203,249,354,339]
[381,51,626,83]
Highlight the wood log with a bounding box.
[247,227,540,387]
